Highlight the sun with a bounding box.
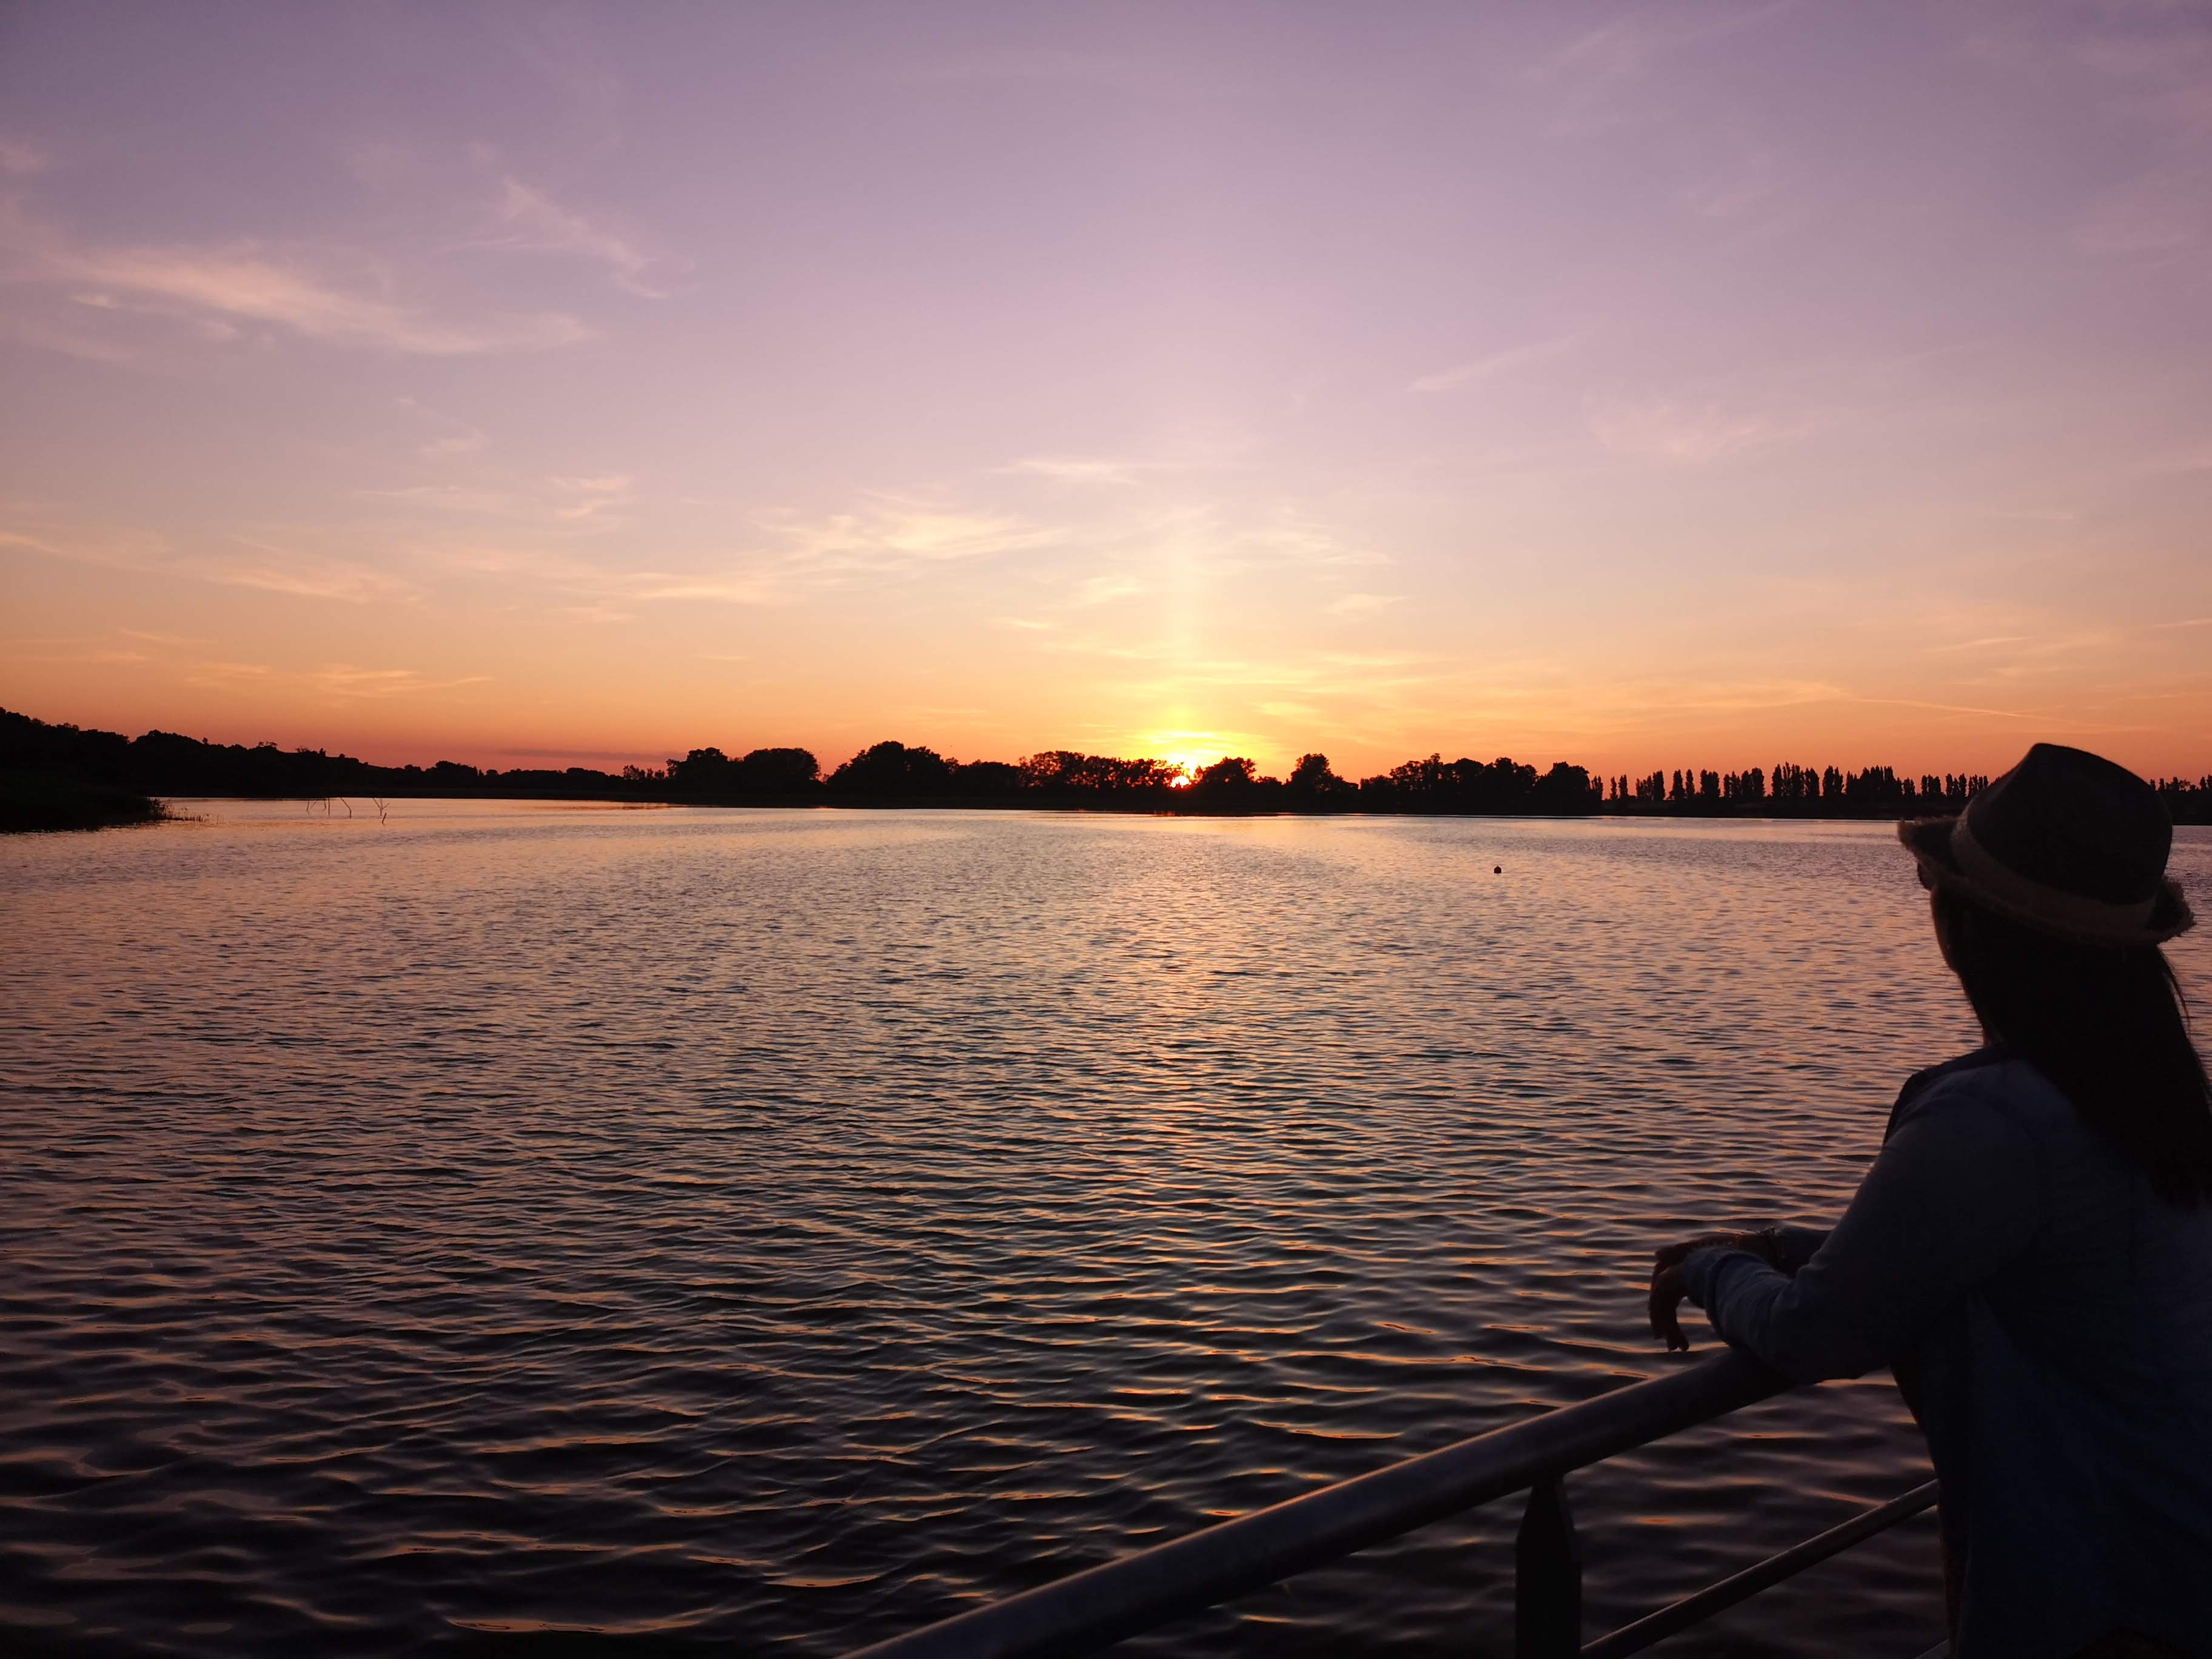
[1148,734,1233,786]
[1159,751,1215,785]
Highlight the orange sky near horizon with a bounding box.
[5,5,2210,784]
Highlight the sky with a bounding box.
[3,1,2210,782]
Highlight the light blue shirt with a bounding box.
[1683,1049,2212,1658]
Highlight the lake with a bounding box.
[6,802,2207,1655]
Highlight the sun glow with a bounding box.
[1158,753,1216,784]
[1150,735,1235,783]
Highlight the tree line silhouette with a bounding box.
[1606,762,2003,815]
[6,706,2208,825]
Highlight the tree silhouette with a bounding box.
[1019,751,1182,794]
[6,705,2199,826]
[739,747,819,793]
[1287,752,1353,801]
[1531,761,1601,813]
[1191,756,1261,791]
[827,740,953,795]
[667,746,734,792]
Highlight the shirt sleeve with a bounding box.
[1678,1080,2046,1382]
[1768,1224,1829,1275]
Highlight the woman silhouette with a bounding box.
[1647,744,2212,1658]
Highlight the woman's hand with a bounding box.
[1649,1230,1778,1352]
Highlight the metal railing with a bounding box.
[845,1349,1939,1658]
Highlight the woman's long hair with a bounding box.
[1934,886,2212,1206]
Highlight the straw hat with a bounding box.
[1899,743,2194,946]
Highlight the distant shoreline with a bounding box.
[14,779,1988,833]
[146,791,2212,828]
[10,707,2210,828]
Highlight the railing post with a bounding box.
[1514,1473,1580,1658]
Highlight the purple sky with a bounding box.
[4,1,2209,777]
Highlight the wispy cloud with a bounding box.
[485,177,674,298]
[0,529,74,560]
[397,397,488,460]
[757,497,1061,578]
[1409,333,1583,394]
[1680,157,1779,223]
[6,523,409,607]
[5,642,152,665]
[313,665,492,699]
[0,305,138,362]
[999,455,1155,484]
[1073,574,1146,606]
[1329,592,1402,616]
[1526,20,1655,135]
[190,538,418,604]
[116,628,212,647]
[551,473,634,522]
[896,47,1232,102]
[1,203,589,356]
[179,660,275,687]
[509,10,628,149]
[104,248,581,354]
[628,571,779,604]
[179,657,489,700]
[0,138,49,176]
[2142,440,2212,475]
[1526,7,1792,136]
[1224,512,1384,570]
[551,603,635,625]
[1534,674,1855,730]
[1675,142,1806,244]
[1845,695,2043,722]
[359,484,521,515]
[2077,166,2211,255]
[1586,396,1791,463]
[357,475,638,535]
[2074,22,2212,141]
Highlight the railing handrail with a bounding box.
[843,1349,1793,1659]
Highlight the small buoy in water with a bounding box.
[1493,865,1503,874]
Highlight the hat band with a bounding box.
[1949,812,2159,940]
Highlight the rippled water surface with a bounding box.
[6,804,2208,1657]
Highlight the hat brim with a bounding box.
[1897,816,2194,945]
